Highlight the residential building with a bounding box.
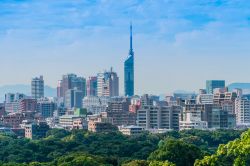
[106,97,136,126]
[137,105,181,130]
[31,75,44,99]
[72,118,87,130]
[119,125,143,135]
[19,99,37,112]
[88,113,115,132]
[179,102,208,130]
[179,111,208,130]
[196,94,213,104]
[24,121,49,139]
[235,98,250,125]
[59,115,86,130]
[1,112,35,128]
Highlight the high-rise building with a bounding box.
[57,80,63,98]
[86,76,97,96]
[65,88,84,109]
[206,80,225,94]
[31,76,44,99]
[37,98,56,118]
[235,98,250,125]
[57,74,86,99]
[124,23,134,96]
[97,68,119,97]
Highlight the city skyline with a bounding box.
[1,1,250,95]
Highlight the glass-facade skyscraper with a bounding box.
[206,80,225,94]
[124,23,134,96]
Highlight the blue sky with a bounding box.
[1,0,250,95]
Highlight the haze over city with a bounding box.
[1,0,250,95]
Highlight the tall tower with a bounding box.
[124,23,134,96]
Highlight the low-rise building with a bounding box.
[37,98,56,118]
[59,115,86,130]
[24,121,49,139]
[119,125,143,135]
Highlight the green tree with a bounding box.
[195,129,250,166]
[148,138,203,166]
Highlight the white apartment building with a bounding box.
[137,105,181,130]
[179,111,208,130]
[235,98,250,125]
[82,96,109,114]
[118,125,144,135]
[196,94,213,104]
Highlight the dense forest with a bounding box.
[0,129,246,166]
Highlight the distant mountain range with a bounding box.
[0,84,56,102]
[227,83,250,94]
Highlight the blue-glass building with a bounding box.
[124,24,134,96]
[206,80,225,94]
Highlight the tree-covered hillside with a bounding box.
[0,129,244,166]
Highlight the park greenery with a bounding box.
[0,128,247,166]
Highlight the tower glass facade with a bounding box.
[124,23,134,96]
[206,80,225,94]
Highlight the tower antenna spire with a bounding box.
[130,22,133,51]
[130,22,133,53]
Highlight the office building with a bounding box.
[31,76,44,99]
[206,80,225,94]
[57,74,86,99]
[37,98,56,118]
[97,68,119,97]
[65,88,84,109]
[124,23,134,96]
[86,76,97,96]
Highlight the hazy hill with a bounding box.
[0,84,56,102]
[227,83,250,94]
